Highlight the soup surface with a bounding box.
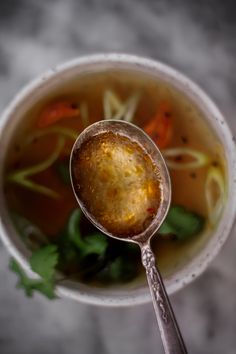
[71,131,162,238]
[5,70,226,290]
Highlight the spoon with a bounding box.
[70,120,187,354]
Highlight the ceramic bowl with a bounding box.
[0,54,236,306]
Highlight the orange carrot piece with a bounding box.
[144,101,173,149]
[37,100,80,128]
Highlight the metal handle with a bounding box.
[141,243,187,354]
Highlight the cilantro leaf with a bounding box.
[68,209,81,237]
[10,259,56,299]
[159,205,205,240]
[9,223,59,299]
[10,259,36,297]
[109,257,137,282]
[67,209,108,257]
[32,281,56,299]
[30,245,58,280]
[109,258,124,281]
[157,222,174,235]
[83,233,108,256]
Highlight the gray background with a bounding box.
[0,1,236,353]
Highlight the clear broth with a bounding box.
[4,69,225,286]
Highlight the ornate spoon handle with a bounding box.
[141,244,187,354]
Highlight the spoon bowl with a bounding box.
[70,120,187,354]
[70,120,171,244]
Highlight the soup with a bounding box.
[4,70,226,295]
[71,130,162,238]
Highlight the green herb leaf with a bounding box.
[30,245,58,280]
[158,222,174,235]
[83,233,108,256]
[67,209,108,257]
[67,209,84,249]
[10,259,56,299]
[10,259,35,297]
[107,256,137,282]
[32,281,56,299]
[109,258,124,281]
[159,205,205,240]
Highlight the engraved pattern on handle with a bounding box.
[141,244,187,354]
[141,245,169,323]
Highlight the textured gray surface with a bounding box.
[0,1,236,353]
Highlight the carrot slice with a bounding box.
[144,101,173,149]
[37,100,80,128]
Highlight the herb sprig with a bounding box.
[159,205,205,240]
[10,245,59,299]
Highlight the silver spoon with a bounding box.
[70,120,187,354]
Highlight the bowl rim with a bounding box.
[0,53,236,307]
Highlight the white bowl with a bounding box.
[0,54,236,306]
